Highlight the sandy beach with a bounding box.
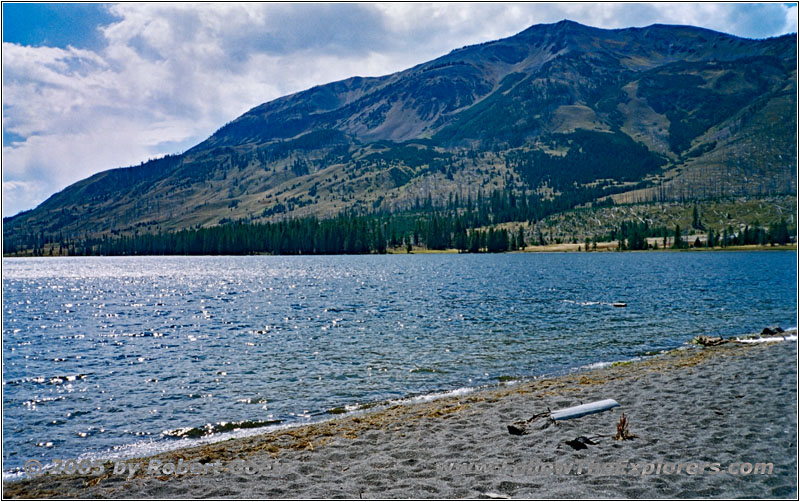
[4,336,797,499]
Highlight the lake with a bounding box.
[2,251,796,477]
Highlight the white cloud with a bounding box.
[2,180,51,218]
[2,2,797,217]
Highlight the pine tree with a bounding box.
[672,224,683,249]
[692,205,700,229]
[454,226,468,252]
[769,219,790,245]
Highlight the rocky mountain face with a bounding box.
[4,20,796,247]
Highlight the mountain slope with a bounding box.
[4,21,796,249]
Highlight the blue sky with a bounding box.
[3,3,120,50]
[2,2,798,217]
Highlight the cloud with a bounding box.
[2,180,51,218]
[2,3,797,217]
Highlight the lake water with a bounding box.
[2,252,796,476]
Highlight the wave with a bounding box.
[3,374,88,386]
[561,299,625,307]
[162,419,283,439]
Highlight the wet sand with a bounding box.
[4,337,797,498]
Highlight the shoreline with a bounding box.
[4,333,797,498]
[388,244,798,254]
[0,343,661,483]
[3,327,791,483]
[3,244,796,258]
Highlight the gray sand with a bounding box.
[4,340,797,498]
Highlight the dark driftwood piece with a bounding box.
[507,410,552,435]
[565,436,599,450]
[693,326,787,346]
[691,335,728,346]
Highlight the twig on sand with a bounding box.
[614,412,637,440]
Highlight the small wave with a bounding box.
[409,367,447,374]
[323,307,356,313]
[328,386,481,417]
[561,300,617,307]
[733,327,797,344]
[735,334,798,344]
[3,468,26,481]
[326,402,378,415]
[163,419,283,439]
[236,396,268,405]
[579,354,648,371]
[23,396,66,408]
[4,374,88,386]
[580,361,614,370]
[388,386,476,406]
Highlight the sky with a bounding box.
[2,2,798,217]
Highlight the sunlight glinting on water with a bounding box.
[2,252,796,476]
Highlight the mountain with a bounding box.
[4,20,796,251]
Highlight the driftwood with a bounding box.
[507,410,552,435]
[509,399,622,435]
[551,399,619,420]
[691,335,728,347]
[694,327,788,346]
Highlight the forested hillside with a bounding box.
[4,21,796,255]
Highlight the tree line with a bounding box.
[20,188,544,256]
[606,217,793,251]
[7,190,793,256]
[43,214,529,257]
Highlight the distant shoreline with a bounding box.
[390,243,798,254]
[3,244,796,258]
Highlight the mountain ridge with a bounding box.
[205,21,794,147]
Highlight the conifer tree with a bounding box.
[672,224,682,249]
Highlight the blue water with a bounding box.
[2,252,796,475]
